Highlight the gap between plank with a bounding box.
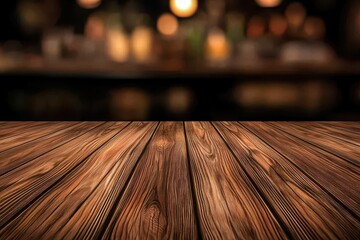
[239,122,360,222]
[0,122,132,230]
[0,122,108,177]
[96,122,161,240]
[210,122,294,240]
[183,122,205,240]
[267,122,360,169]
[0,122,84,154]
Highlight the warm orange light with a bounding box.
[286,2,306,30]
[77,0,101,9]
[106,29,130,63]
[85,13,105,40]
[255,0,282,8]
[269,14,288,37]
[170,0,198,18]
[205,29,231,62]
[157,13,179,36]
[247,16,266,38]
[303,17,326,40]
[131,27,153,62]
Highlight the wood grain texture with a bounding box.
[102,122,198,240]
[241,122,360,217]
[0,122,157,240]
[0,122,53,139]
[0,122,76,152]
[53,122,157,240]
[185,122,287,239]
[270,122,360,167]
[294,122,360,147]
[214,122,360,239]
[0,122,129,228]
[320,122,360,134]
[0,122,359,239]
[0,122,102,176]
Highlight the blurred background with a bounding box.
[0,0,359,120]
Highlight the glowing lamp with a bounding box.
[106,29,130,63]
[205,29,231,62]
[131,27,153,63]
[77,0,101,9]
[157,13,179,36]
[255,0,282,8]
[170,0,198,18]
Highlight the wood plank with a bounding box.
[102,122,198,240]
[294,123,360,147]
[0,122,103,175]
[0,122,129,228]
[184,122,287,240]
[241,122,360,217]
[262,123,359,174]
[0,122,157,240]
[270,122,360,167]
[0,122,52,137]
[319,122,360,134]
[49,122,158,240]
[0,122,77,152]
[0,122,65,138]
[214,122,360,239]
[0,122,52,129]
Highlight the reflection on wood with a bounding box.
[0,122,359,239]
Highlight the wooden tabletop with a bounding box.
[0,122,359,239]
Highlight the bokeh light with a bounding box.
[205,28,231,62]
[255,0,282,8]
[170,0,198,18]
[157,13,179,36]
[131,27,153,62]
[303,17,326,40]
[85,13,105,40]
[77,0,101,9]
[286,2,306,30]
[106,29,130,63]
[269,14,288,37]
[247,16,266,38]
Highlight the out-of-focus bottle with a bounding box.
[205,28,232,64]
[105,11,130,63]
[131,26,154,64]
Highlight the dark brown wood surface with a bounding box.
[0,122,359,239]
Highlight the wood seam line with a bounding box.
[0,122,131,230]
[238,122,360,222]
[267,122,360,169]
[40,122,159,238]
[210,122,294,240]
[0,122,65,132]
[183,121,205,240]
[0,122,107,177]
[0,121,132,230]
[0,122,54,138]
[0,122,88,154]
[96,121,161,240]
[0,122,73,151]
[309,123,360,144]
[307,125,360,147]
[320,124,360,136]
[285,123,360,149]
[217,122,359,238]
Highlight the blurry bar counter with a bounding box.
[0,58,359,121]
